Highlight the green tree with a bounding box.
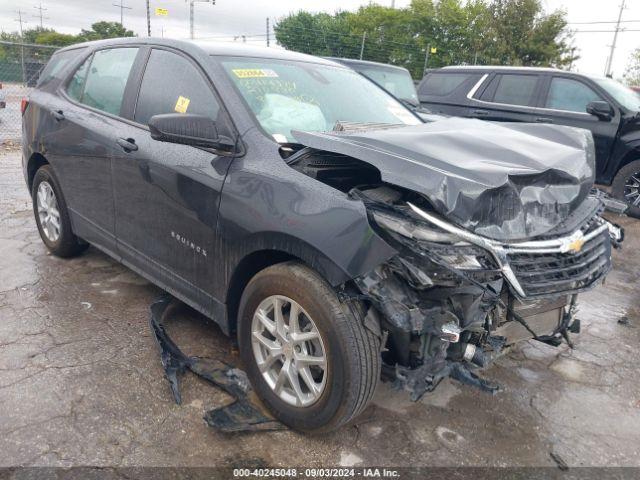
[623,48,640,86]
[273,11,354,57]
[274,0,576,78]
[484,0,575,67]
[79,21,135,41]
[35,31,80,47]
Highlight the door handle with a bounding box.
[471,109,489,116]
[51,110,65,121]
[535,117,553,123]
[116,137,138,152]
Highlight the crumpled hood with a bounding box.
[292,117,596,241]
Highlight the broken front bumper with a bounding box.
[407,202,620,299]
[351,195,622,401]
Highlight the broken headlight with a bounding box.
[371,210,461,243]
[371,210,489,270]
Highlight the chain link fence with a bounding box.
[1,41,59,142]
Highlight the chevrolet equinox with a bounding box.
[22,38,622,433]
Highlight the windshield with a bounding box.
[593,77,640,111]
[356,66,418,103]
[220,57,420,142]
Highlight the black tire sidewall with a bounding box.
[31,166,81,256]
[238,265,352,432]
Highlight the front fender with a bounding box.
[216,154,397,300]
[606,130,640,184]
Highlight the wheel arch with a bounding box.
[225,249,297,336]
[618,149,640,173]
[223,233,359,336]
[27,152,50,191]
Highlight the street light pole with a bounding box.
[146,0,151,36]
[187,0,215,40]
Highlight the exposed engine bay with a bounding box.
[286,123,625,400]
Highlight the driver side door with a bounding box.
[537,75,620,179]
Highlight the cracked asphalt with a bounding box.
[1,146,639,468]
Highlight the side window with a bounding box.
[484,74,538,106]
[37,48,86,88]
[66,55,91,102]
[134,49,220,125]
[418,73,473,96]
[80,48,139,116]
[546,77,602,113]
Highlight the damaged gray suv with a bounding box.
[22,38,623,433]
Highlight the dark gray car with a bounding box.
[22,38,622,433]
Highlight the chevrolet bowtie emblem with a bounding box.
[567,237,585,253]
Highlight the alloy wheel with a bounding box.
[37,181,61,242]
[624,171,640,207]
[251,295,327,407]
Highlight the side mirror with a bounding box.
[148,113,234,150]
[586,101,613,121]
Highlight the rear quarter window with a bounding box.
[37,48,86,88]
[418,73,474,96]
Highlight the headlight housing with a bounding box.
[370,209,491,270]
[371,210,461,244]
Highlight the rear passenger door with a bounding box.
[417,71,482,116]
[467,73,543,123]
[46,47,140,254]
[538,75,620,172]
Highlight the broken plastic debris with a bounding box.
[149,294,286,433]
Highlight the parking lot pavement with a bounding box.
[1,146,639,468]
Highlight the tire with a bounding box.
[32,165,88,258]
[238,261,380,433]
[612,160,640,219]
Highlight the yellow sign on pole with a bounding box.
[430,47,437,54]
[155,7,169,16]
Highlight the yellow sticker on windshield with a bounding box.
[174,96,190,113]
[232,68,279,78]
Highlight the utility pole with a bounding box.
[14,9,27,85]
[112,0,132,27]
[605,0,626,77]
[359,31,366,60]
[423,45,431,76]
[266,17,270,47]
[187,0,215,40]
[189,0,195,39]
[145,0,151,36]
[33,2,48,29]
[391,0,396,7]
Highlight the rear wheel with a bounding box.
[238,262,380,433]
[32,165,88,257]
[612,160,640,218]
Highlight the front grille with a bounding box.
[505,222,612,298]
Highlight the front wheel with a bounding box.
[238,262,380,433]
[612,160,640,218]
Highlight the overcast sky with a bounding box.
[0,0,638,77]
